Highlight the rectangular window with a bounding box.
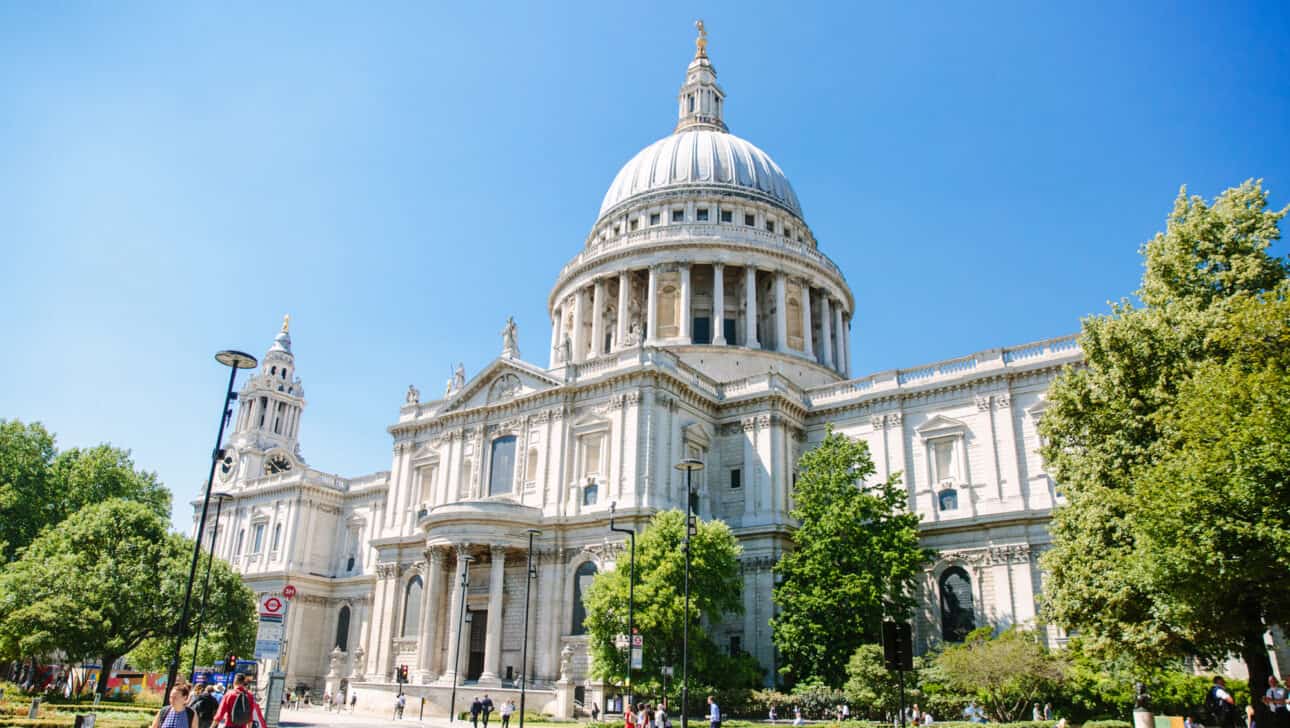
[720,209,733,223]
[581,434,604,479]
[693,316,711,344]
[744,213,755,226]
[932,439,956,483]
[765,220,776,233]
[729,635,742,656]
[783,226,792,238]
[650,212,660,225]
[672,209,685,223]
[723,318,737,344]
[252,523,265,554]
[630,218,639,231]
[696,208,709,221]
[613,225,620,236]
[730,468,742,489]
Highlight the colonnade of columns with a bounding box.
[551,263,851,375]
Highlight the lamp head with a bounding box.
[674,458,705,472]
[214,350,258,369]
[527,528,542,537]
[609,501,617,515]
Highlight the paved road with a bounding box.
[278,706,521,728]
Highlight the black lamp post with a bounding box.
[449,553,475,723]
[165,349,256,699]
[608,502,636,713]
[191,490,234,678]
[519,529,541,728]
[674,458,704,728]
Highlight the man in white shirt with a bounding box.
[707,696,721,728]
[1265,676,1289,728]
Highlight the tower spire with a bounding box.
[675,20,727,133]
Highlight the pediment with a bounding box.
[915,414,968,438]
[441,358,560,413]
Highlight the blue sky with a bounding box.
[1,1,1287,532]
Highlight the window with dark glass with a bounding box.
[571,562,598,635]
[650,212,660,225]
[721,210,733,223]
[693,316,711,344]
[765,220,776,233]
[730,468,742,489]
[696,208,709,221]
[940,567,975,642]
[729,634,742,656]
[939,488,958,511]
[723,318,736,343]
[488,435,517,497]
[335,605,351,650]
[672,209,685,223]
[744,213,755,226]
[402,576,423,636]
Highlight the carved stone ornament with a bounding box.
[559,643,574,682]
[995,392,1012,409]
[375,563,398,579]
[487,374,522,403]
[871,415,885,430]
[975,395,991,411]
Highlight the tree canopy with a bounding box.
[772,428,930,688]
[0,499,255,692]
[583,509,760,697]
[934,627,1067,723]
[0,419,169,563]
[1039,180,1289,712]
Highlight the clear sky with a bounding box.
[2,1,1288,532]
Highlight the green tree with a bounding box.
[583,509,756,700]
[0,499,256,694]
[843,644,926,720]
[0,419,170,563]
[772,428,929,687]
[934,627,1066,723]
[1039,180,1289,712]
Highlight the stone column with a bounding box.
[834,305,846,376]
[841,312,852,376]
[417,547,448,681]
[712,264,726,345]
[571,288,587,364]
[819,296,834,368]
[438,545,471,685]
[799,280,813,357]
[478,545,507,685]
[646,266,659,344]
[679,264,692,343]
[744,266,759,348]
[616,271,630,350]
[591,278,606,359]
[549,306,562,368]
[774,271,788,353]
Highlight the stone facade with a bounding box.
[201,34,1080,715]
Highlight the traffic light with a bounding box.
[224,654,238,673]
[397,665,408,683]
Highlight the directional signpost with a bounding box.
[630,635,643,670]
[255,595,286,661]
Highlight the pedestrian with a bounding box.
[625,706,637,728]
[639,703,652,728]
[483,694,495,728]
[501,699,515,728]
[1208,677,1238,728]
[188,684,219,728]
[1045,704,1053,721]
[212,675,265,728]
[842,704,850,722]
[472,697,484,728]
[396,694,406,720]
[1266,676,1289,728]
[707,696,721,728]
[351,694,357,713]
[1033,704,1042,722]
[769,707,777,725]
[592,703,600,722]
[793,707,803,727]
[656,702,669,728]
[153,683,198,728]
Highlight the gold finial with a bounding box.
[695,19,707,59]
[281,314,290,333]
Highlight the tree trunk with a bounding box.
[97,654,119,697]
[1241,618,1273,728]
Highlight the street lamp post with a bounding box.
[165,349,256,699]
[191,491,235,678]
[449,553,475,723]
[519,529,541,728]
[674,458,705,728]
[608,502,636,713]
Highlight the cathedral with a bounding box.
[206,28,1080,716]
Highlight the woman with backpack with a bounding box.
[152,683,197,728]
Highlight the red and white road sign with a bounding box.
[260,595,285,617]
[282,585,297,600]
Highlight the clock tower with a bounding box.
[220,315,308,484]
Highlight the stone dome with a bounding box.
[598,129,802,220]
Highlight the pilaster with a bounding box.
[712,263,726,345]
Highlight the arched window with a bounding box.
[940,566,975,643]
[402,575,423,637]
[335,605,351,651]
[488,436,517,497]
[571,562,598,635]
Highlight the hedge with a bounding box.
[1083,721,1134,728]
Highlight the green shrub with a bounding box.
[1083,721,1134,728]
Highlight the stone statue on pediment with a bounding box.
[501,316,521,359]
[452,362,466,391]
[405,384,420,404]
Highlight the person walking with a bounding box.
[212,675,266,728]
[656,702,669,728]
[350,694,357,713]
[591,703,600,722]
[501,699,515,728]
[769,707,777,725]
[1033,704,1043,722]
[793,708,803,727]
[483,694,495,728]
[707,696,721,728]
[1266,676,1289,728]
[471,697,484,728]
[624,707,637,728]
[153,683,198,728]
[188,685,219,728]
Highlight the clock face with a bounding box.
[218,451,237,481]
[265,454,292,475]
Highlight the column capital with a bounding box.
[424,545,449,566]
[490,544,507,560]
